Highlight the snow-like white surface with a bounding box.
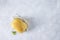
[0,0,60,40]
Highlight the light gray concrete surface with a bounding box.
[0,0,60,40]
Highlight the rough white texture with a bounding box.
[0,0,60,40]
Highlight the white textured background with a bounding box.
[0,0,60,40]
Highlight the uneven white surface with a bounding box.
[0,0,60,40]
